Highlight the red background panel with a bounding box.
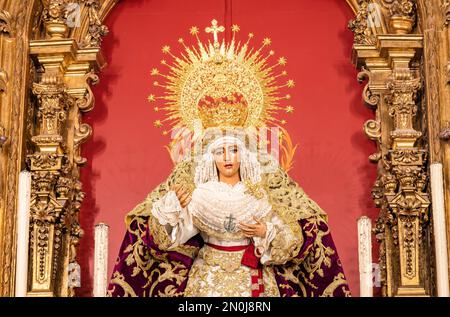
[78,0,379,297]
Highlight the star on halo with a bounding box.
[162,45,171,54]
[189,26,199,35]
[285,106,294,114]
[231,24,240,32]
[278,57,287,66]
[262,37,272,46]
[287,79,295,88]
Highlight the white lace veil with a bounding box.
[194,135,262,186]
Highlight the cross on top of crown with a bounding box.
[205,19,225,46]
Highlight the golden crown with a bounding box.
[148,19,296,135]
[197,93,249,128]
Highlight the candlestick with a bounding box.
[15,171,31,297]
[357,216,373,297]
[93,223,109,297]
[430,163,450,297]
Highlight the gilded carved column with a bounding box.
[28,74,71,296]
[351,0,433,296]
[383,69,430,296]
[26,0,106,296]
[417,0,450,297]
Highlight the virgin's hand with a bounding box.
[238,216,267,238]
[171,184,192,208]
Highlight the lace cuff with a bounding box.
[151,191,183,227]
[252,221,276,261]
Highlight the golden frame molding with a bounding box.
[0,0,448,297]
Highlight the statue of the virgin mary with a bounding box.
[107,20,350,297]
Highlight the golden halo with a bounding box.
[148,19,295,134]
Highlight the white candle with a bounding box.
[93,223,109,297]
[15,171,32,297]
[430,163,450,297]
[357,216,373,297]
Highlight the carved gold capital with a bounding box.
[385,76,422,148]
[32,79,69,138]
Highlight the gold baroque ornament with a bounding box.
[0,10,13,36]
[348,0,377,45]
[80,0,109,48]
[381,0,417,33]
[148,19,295,133]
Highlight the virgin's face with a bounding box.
[212,143,241,179]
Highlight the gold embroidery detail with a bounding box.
[268,221,304,265]
[320,273,351,297]
[244,179,265,199]
[108,272,138,297]
[260,160,328,223]
[302,218,336,279]
[184,246,280,297]
[202,245,243,272]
